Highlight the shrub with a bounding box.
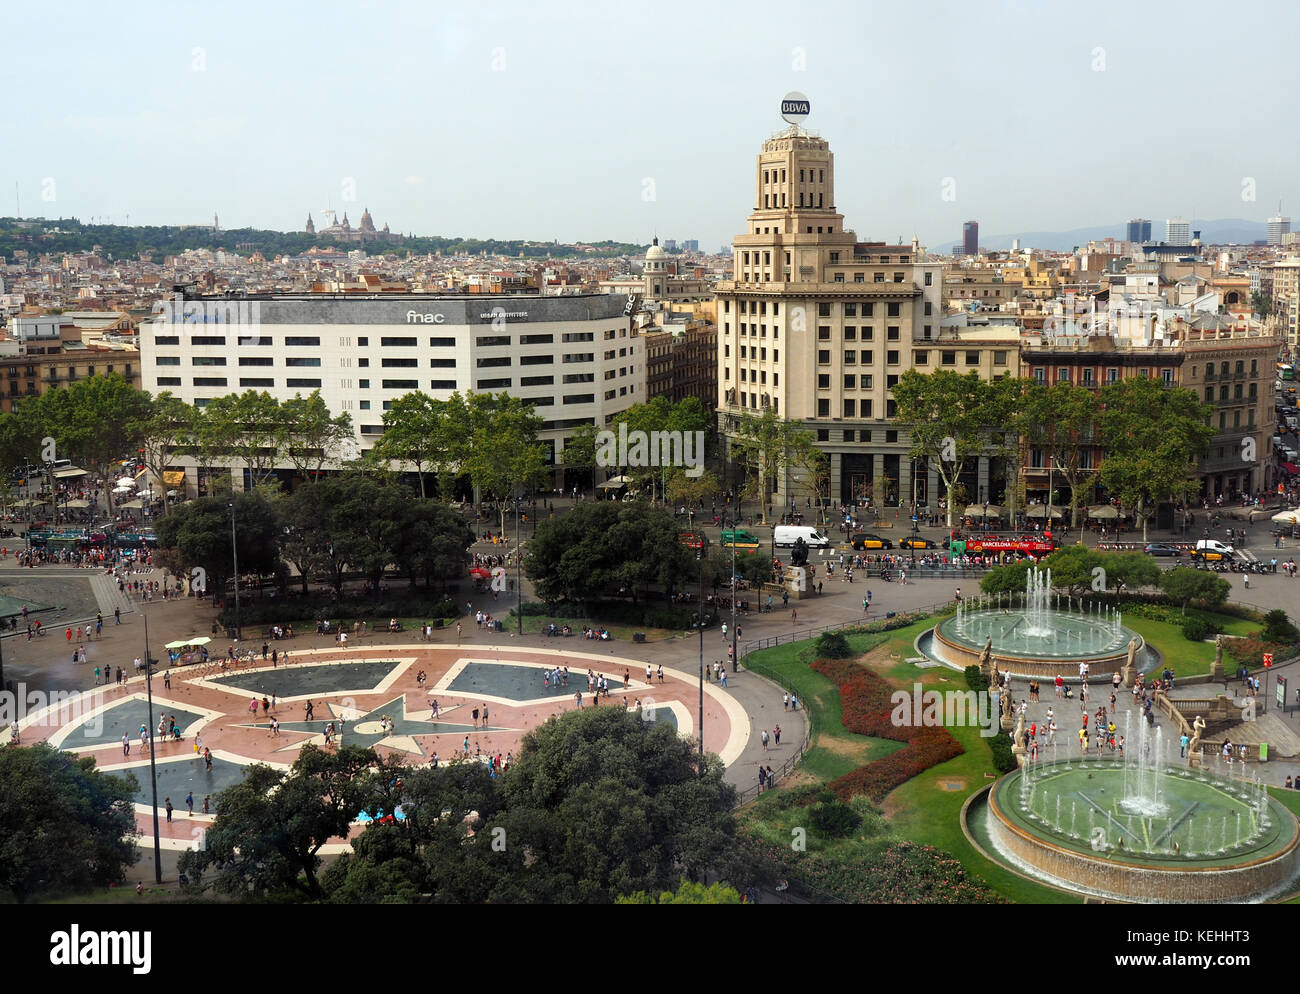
[964,665,986,692]
[1181,617,1212,642]
[813,631,853,659]
[808,799,862,838]
[1262,609,1300,643]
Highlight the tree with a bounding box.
[1021,381,1100,532]
[728,407,820,524]
[137,391,195,517]
[665,468,722,507]
[979,559,1033,596]
[279,391,353,483]
[616,879,743,904]
[486,708,738,902]
[892,370,1015,528]
[179,746,382,900]
[1159,567,1230,614]
[1098,377,1214,542]
[454,392,549,532]
[370,391,444,498]
[154,488,281,602]
[20,373,151,516]
[526,501,695,606]
[0,745,139,902]
[196,390,285,489]
[1105,552,1161,593]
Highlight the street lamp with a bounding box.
[697,549,705,760]
[142,609,163,885]
[731,487,739,672]
[229,501,241,642]
[513,491,523,636]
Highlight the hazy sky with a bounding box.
[4,0,1297,252]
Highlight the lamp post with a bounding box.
[514,492,523,636]
[229,500,241,642]
[731,487,739,672]
[142,609,163,885]
[697,548,705,759]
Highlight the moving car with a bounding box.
[720,529,762,550]
[898,536,938,549]
[1143,543,1182,558]
[851,532,895,550]
[773,525,830,548]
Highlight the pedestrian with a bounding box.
[773,724,781,746]
[204,748,212,771]
[114,607,121,625]
[761,729,769,752]
[186,791,194,816]
[657,664,664,683]
[783,693,789,711]
[1180,733,1189,758]
[202,795,210,815]
[122,733,130,756]
[163,670,171,690]
[165,798,173,823]
[791,608,798,626]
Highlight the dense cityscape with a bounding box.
[3,2,1300,960]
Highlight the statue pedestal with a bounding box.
[1120,665,1136,689]
[783,566,808,598]
[1210,660,1225,681]
[1188,751,1203,769]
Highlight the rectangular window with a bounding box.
[381,358,418,368]
[238,356,273,366]
[359,358,369,367]
[520,334,554,344]
[563,394,595,405]
[887,303,901,317]
[429,337,455,347]
[914,351,928,365]
[239,377,274,387]
[359,400,370,410]
[993,351,1008,366]
[942,351,957,366]
[817,399,830,417]
[190,336,226,346]
[924,272,933,286]
[844,350,856,364]
[157,376,181,386]
[284,336,321,347]
[818,302,831,317]
[430,358,456,368]
[381,379,418,390]
[966,352,979,366]
[887,350,899,365]
[477,378,512,390]
[564,354,594,364]
[818,350,831,365]
[562,373,595,384]
[476,336,511,347]
[818,374,831,389]
[843,399,856,418]
[1082,368,1095,386]
[477,357,511,368]
[156,356,180,366]
[520,375,554,386]
[154,335,180,346]
[380,336,417,347]
[520,355,553,365]
[429,380,457,389]
[887,326,900,341]
[843,327,856,341]
[286,357,322,367]
[843,374,856,389]
[286,378,323,388]
[192,376,228,387]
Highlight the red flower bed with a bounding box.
[811,658,964,803]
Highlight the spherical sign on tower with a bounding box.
[780,92,810,126]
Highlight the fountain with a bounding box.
[924,566,1142,679]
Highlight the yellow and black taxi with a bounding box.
[850,532,894,550]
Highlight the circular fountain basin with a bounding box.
[932,610,1140,679]
[966,760,1300,903]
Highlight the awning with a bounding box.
[64,499,91,509]
[1272,510,1300,525]
[163,471,185,486]
[53,467,89,479]
[1024,506,1063,519]
[1087,504,1120,520]
[965,504,1003,517]
[118,499,144,510]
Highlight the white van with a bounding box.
[773,525,830,548]
[1195,539,1235,556]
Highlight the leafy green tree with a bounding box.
[138,391,195,517]
[1159,567,1231,614]
[1098,377,1214,542]
[20,373,151,516]
[196,390,286,489]
[526,501,695,605]
[1104,552,1161,593]
[371,391,445,498]
[0,745,139,903]
[892,370,1016,528]
[154,488,281,602]
[979,559,1033,595]
[728,407,820,523]
[453,392,549,532]
[279,391,353,483]
[1021,381,1100,532]
[179,745,382,900]
[616,879,743,904]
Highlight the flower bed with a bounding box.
[810,658,964,803]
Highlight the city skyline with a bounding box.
[3,0,1298,253]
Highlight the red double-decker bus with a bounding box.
[950,533,1057,556]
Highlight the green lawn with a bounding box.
[1124,613,1260,680]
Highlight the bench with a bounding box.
[633,632,647,643]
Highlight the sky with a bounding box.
[3,0,1298,252]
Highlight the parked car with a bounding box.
[1143,543,1182,558]
[851,532,894,550]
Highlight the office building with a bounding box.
[1126,218,1152,244]
[962,221,979,257]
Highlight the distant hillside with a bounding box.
[968,219,1270,253]
[0,218,646,262]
